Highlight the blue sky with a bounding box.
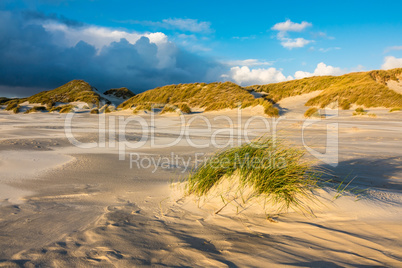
[1,0,402,96]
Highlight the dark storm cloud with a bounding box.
[0,10,224,97]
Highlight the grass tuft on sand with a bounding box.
[304,107,319,118]
[90,108,99,114]
[389,107,401,112]
[24,106,47,114]
[0,97,11,105]
[178,103,192,114]
[186,136,321,213]
[5,101,19,111]
[59,104,75,113]
[353,107,367,116]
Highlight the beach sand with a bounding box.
[0,100,402,267]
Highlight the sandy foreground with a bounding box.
[0,102,402,267]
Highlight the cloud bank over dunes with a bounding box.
[0,11,221,96]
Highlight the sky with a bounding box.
[1,0,402,97]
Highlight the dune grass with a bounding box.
[0,97,11,105]
[248,75,336,103]
[24,106,47,114]
[340,101,351,110]
[49,106,62,112]
[353,107,367,116]
[1,80,112,111]
[132,103,153,114]
[5,101,19,111]
[59,104,75,113]
[389,107,401,112]
[160,105,178,114]
[90,108,99,114]
[247,68,402,108]
[26,80,101,107]
[178,103,192,114]
[104,106,112,113]
[12,105,21,114]
[119,81,279,117]
[304,107,319,118]
[186,136,321,213]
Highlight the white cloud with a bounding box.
[382,56,402,70]
[281,37,312,49]
[271,19,313,49]
[42,22,177,69]
[294,62,343,79]
[0,10,223,95]
[226,66,292,86]
[225,59,273,67]
[272,19,312,32]
[43,22,168,50]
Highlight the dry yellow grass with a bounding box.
[247,68,402,108]
[119,82,279,117]
[27,80,101,107]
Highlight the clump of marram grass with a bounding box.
[160,105,178,114]
[24,106,47,114]
[5,101,19,111]
[0,97,11,105]
[353,107,367,116]
[178,103,191,114]
[90,108,99,114]
[304,107,319,118]
[99,104,113,113]
[132,103,153,114]
[12,105,21,114]
[59,104,75,113]
[262,101,279,117]
[340,101,351,110]
[389,107,401,112]
[45,101,55,109]
[186,136,321,213]
[49,106,62,112]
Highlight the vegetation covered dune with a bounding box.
[119,81,279,116]
[248,68,402,109]
[0,80,134,114]
[26,80,103,107]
